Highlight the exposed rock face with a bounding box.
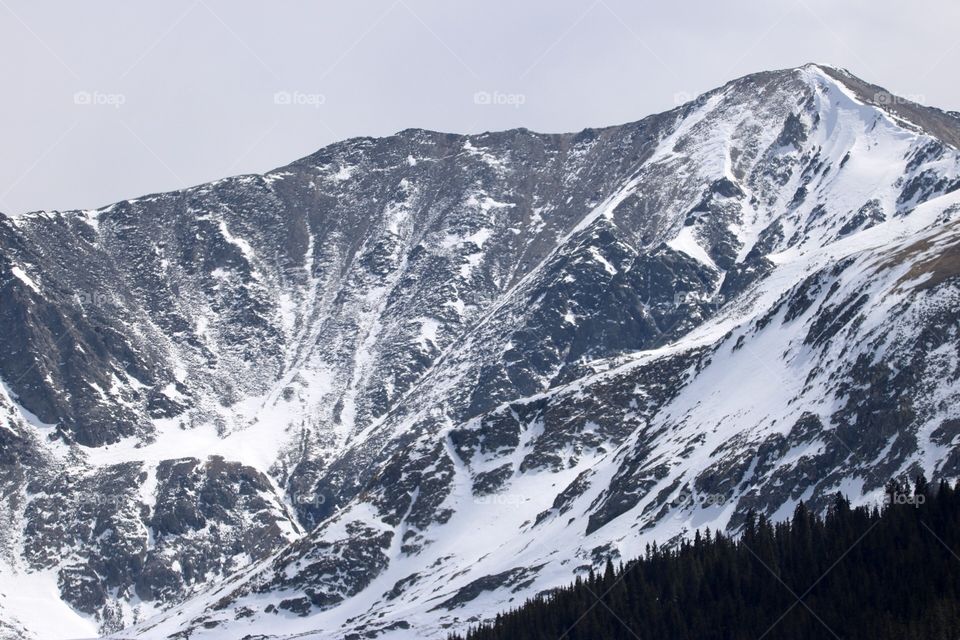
[0,63,959,639]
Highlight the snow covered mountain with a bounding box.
[1,63,959,639]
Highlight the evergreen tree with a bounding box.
[451,480,960,640]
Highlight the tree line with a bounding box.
[451,477,960,640]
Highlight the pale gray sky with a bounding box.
[1,0,958,215]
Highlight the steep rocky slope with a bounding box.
[0,63,959,639]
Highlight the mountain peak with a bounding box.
[796,61,846,73]
[3,63,960,640]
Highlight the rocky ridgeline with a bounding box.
[0,64,958,639]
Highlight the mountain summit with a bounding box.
[1,64,959,639]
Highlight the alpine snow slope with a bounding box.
[1,63,960,639]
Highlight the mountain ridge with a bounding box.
[1,63,959,639]
[7,62,934,222]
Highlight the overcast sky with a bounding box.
[1,0,958,215]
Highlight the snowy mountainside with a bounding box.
[0,63,959,639]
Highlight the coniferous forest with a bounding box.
[452,478,960,640]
